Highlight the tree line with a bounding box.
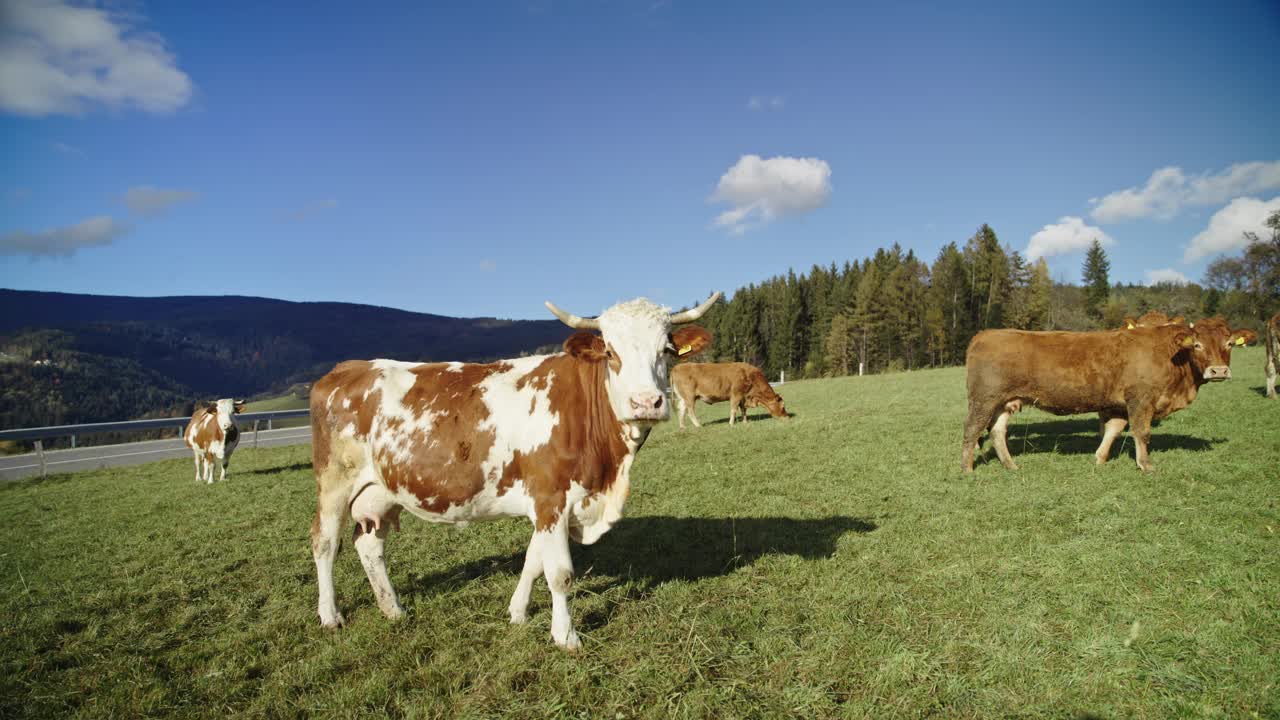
[692,217,1279,381]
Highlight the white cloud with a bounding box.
[1025,216,1114,261]
[747,95,785,111]
[0,0,193,116]
[1182,196,1280,263]
[0,215,128,257]
[1144,268,1190,286]
[122,185,197,216]
[1090,161,1280,223]
[710,154,831,235]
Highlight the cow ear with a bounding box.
[563,331,607,362]
[670,325,712,358]
[1169,315,1185,325]
[1171,330,1195,354]
[233,400,246,413]
[205,402,218,413]
[1229,329,1258,347]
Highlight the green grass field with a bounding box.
[2,348,1277,719]
[241,391,311,429]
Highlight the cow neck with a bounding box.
[553,351,633,494]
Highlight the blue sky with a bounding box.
[2,0,1279,319]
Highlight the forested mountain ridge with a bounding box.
[4,216,1275,430]
[0,290,573,429]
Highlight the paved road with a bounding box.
[0,428,312,482]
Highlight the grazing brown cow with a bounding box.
[962,317,1257,472]
[671,362,787,428]
[1266,312,1280,399]
[184,398,245,483]
[309,294,717,649]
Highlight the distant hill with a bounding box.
[0,289,572,429]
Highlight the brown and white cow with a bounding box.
[308,294,718,649]
[962,317,1257,473]
[671,362,788,429]
[184,398,245,483]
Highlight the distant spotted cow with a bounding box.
[671,362,788,428]
[309,294,718,649]
[184,398,245,483]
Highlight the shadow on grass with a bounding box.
[400,515,876,609]
[245,461,311,476]
[1249,385,1277,399]
[698,412,789,427]
[970,418,1222,468]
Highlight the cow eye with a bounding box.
[1194,342,1203,350]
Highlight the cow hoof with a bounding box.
[554,630,582,651]
[509,610,528,625]
[319,612,346,629]
[382,605,405,621]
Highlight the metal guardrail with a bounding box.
[0,409,311,442]
[0,409,311,478]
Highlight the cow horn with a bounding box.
[669,292,722,324]
[545,301,601,330]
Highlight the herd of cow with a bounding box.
[178,296,1273,650]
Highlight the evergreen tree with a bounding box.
[823,313,854,376]
[1026,258,1052,330]
[1082,239,1111,321]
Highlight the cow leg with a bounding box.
[687,398,702,428]
[1266,335,1277,399]
[1127,403,1156,472]
[219,457,229,482]
[312,476,352,629]
[961,400,996,473]
[1094,414,1128,465]
[203,452,215,484]
[676,392,688,430]
[508,533,545,624]
[192,450,201,481]
[728,394,738,425]
[990,410,1018,470]
[353,507,404,620]
[540,518,580,650]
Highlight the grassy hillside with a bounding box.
[1,348,1276,718]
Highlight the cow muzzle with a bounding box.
[626,391,666,421]
[1204,366,1231,382]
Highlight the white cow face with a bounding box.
[548,294,718,425]
[598,300,679,422]
[206,398,244,432]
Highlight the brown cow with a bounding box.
[1266,312,1280,399]
[671,362,787,429]
[1122,311,1186,329]
[308,294,717,650]
[962,317,1257,472]
[183,398,245,483]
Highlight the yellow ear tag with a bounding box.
[1181,335,1195,349]
[678,344,693,356]
[1235,336,1245,346]
[1126,321,1135,329]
